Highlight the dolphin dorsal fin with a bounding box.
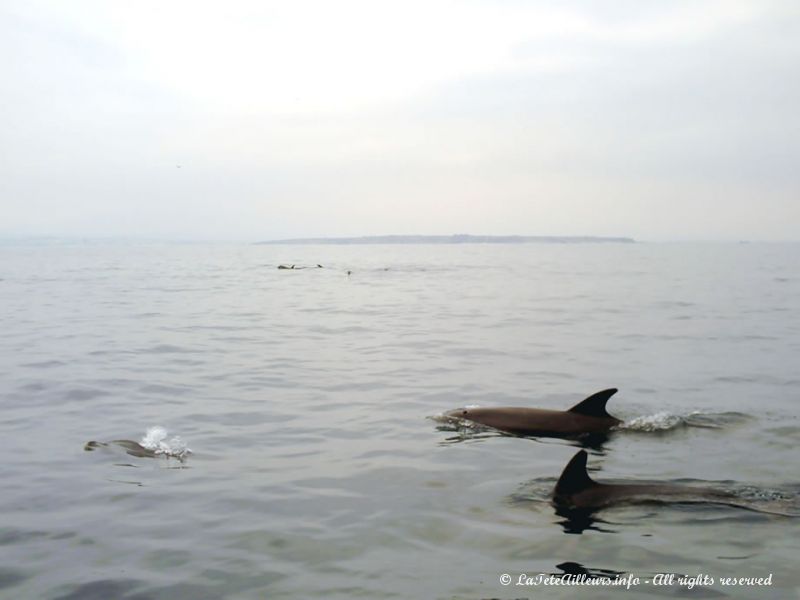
[555,450,595,495]
[567,388,618,418]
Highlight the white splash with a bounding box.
[616,411,695,432]
[140,426,192,460]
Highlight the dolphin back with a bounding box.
[567,388,618,419]
[84,439,157,458]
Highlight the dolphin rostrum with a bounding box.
[553,450,793,515]
[445,388,621,437]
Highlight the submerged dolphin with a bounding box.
[445,388,621,437]
[84,440,157,458]
[553,450,789,515]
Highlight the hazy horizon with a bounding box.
[2,1,799,242]
[4,233,800,245]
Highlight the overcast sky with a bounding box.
[2,0,798,241]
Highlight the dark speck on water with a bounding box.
[1,241,798,599]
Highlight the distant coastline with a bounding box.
[257,234,636,245]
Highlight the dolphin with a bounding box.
[553,450,791,515]
[445,388,621,438]
[277,264,324,270]
[84,440,157,458]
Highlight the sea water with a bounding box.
[1,241,798,599]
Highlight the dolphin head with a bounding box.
[444,407,476,420]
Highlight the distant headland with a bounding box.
[257,234,635,245]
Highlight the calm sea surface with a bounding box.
[1,242,799,599]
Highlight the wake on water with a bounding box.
[615,411,752,432]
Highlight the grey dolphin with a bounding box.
[277,264,324,270]
[84,440,157,458]
[553,450,785,514]
[445,388,621,437]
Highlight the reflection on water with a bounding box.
[431,417,613,451]
[554,507,620,535]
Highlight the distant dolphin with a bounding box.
[445,388,621,438]
[84,440,157,458]
[277,264,324,270]
[553,450,794,516]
